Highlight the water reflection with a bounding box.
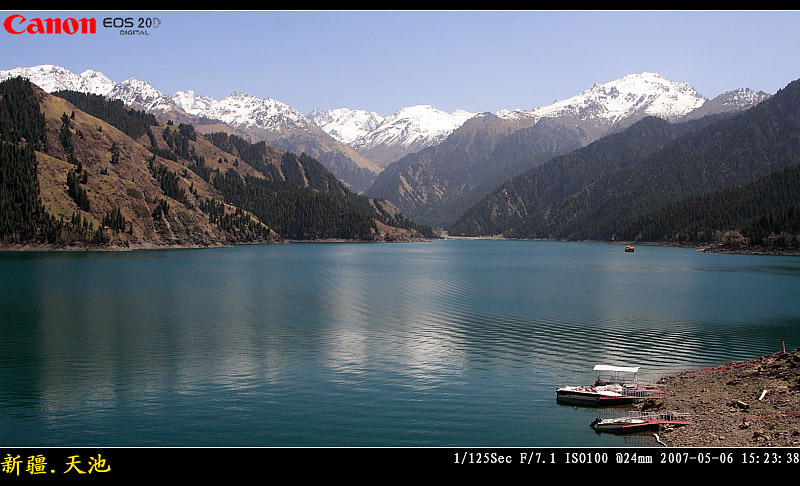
[319,243,470,389]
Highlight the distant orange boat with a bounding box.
[624,245,635,252]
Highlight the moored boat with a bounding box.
[590,411,691,434]
[624,245,635,252]
[556,365,662,406]
[556,384,641,406]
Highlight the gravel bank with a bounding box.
[647,348,800,447]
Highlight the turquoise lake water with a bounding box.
[1,240,799,447]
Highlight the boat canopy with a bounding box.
[593,365,639,374]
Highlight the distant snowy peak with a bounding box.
[713,87,771,109]
[361,105,477,149]
[0,64,115,96]
[309,108,385,146]
[0,65,322,135]
[312,105,477,151]
[173,90,217,116]
[107,77,182,115]
[1,65,774,161]
[681,87,771,121]
[77,69,116,96]
[0,65,181,116]
[202,92,313,133]
[499,72,707,124]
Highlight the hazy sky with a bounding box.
[3,10,799,115]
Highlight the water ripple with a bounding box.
[2,241,800,446]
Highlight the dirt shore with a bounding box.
[644,347,800,447]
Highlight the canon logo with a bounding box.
[4,14,96,35]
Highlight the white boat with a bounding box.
[556,383,641,406]
[556,365,662,406]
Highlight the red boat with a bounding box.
[591,411,691,434]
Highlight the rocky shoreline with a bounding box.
[611,240,800,256]
[0,235,431,252]
[642,347,800,447]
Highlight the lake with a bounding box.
[1,240,799,447]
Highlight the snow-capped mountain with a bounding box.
[2,64,333,137]
[310,105,477,168]
[107,77,185,118]
[203,92,315,135]
[309,108,385,147]
[0,65,189,122]
[192,92,382,191]
[192,91,382,191]
[681,87,771,121]
[0,64,115,95]
[358,105,476,150]
[0,65,772,194]
[716,87,772,108]
[0,64,381,191]
[77,69,116,96]
[498,72,707,129]
[362,72,772,227]
[173,90,217,116]
[315,73,714,170]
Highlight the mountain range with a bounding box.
[364,73,771,226]
[2,67,770,201]
[0,65,478,193]
[4,64,791,251]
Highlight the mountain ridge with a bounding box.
[0,77,429,249]
[0,65,382,192]
[309,104,477,169]
[363,73,771,227]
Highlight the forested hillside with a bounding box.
[450,77,800,250]
[615,162,800,250]
[0,78,429,249]
[449,115,729,236]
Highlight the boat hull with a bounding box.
[590,413,691,434]
[555,389,637,407]
[591,420,659,434]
